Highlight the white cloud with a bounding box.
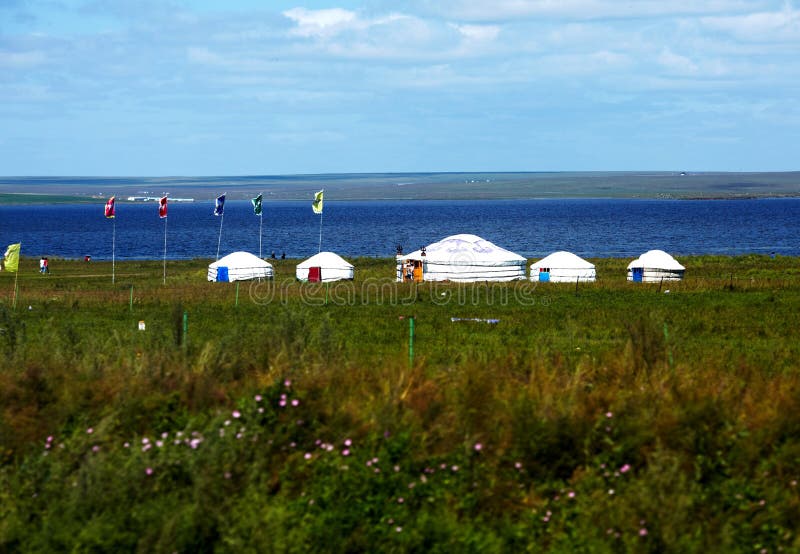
[417,0,765,22]
[658,48,699,74]
[283,7,358,38]
[0,50,46,67]
[701,4,800,41]
[449,23,500,42]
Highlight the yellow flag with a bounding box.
[312,189,324,214]
[3,243,21,273]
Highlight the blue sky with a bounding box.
[1,0,798,175]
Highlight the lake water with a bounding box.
[1,198,798,260]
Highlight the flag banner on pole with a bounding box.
[312,189,324,214]
[252,194,263,216]
[3,243,21,273]
[159,196,168,218]
[105,196,116,218]
[214,194,226,216]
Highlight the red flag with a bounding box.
[159,196,168,218]
[105,196,115,219]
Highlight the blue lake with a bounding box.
[1,198,798,260]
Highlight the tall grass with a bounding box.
[2,255,800,552]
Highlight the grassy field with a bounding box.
[2,255,800,552]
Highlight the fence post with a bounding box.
[408,316,415,367]
[182,311,188,348]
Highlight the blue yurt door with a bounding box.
[632,267,643,282]
[539,269,550,282]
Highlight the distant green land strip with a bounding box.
[0,192,94,204]
[1,172,799,201]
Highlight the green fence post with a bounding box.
[235,282,240,307]
[129,284,134,312]
[182,311,188,348]
[409,316,415,367]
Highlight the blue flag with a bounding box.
[214,194,226,216]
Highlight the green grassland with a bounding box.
[2,256,800,552]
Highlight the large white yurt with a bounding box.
[208,251,274,282]
[296,251,354,282]
[530,251,596,282]
[396,234,526,282]
[627,250,685,282]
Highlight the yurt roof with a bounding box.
[531,251,594,269]
[398,234,525,264]
[297,251,353,269]
[627,250,685,270]
[209,251,272,269]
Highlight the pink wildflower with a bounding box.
[86,427,93,434]
[620,464,631,473]
[232,410,241,419]
[284,379,292,387]
[304,453,312,460]
[342,449,350,456]
[605,411,613,418]
[474,442,483,452]
[344,438,352,447]
[255,394,263,402]
[639,528,648,537]
[145,467,153,475]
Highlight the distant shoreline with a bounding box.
[1,171,799,202]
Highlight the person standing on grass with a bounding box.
[43,257,49,274]
[40,257,46,273]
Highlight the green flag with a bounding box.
[252,193,263,216]
[312,189,324,214]
[3,243,21,273]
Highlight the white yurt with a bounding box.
[627,250,685,282]
[208,251,273,282]
[296,251,354,282]
[396,234,526,282]
[530,251,596,282]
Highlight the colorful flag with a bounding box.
[105,196,116,218]
[312,189,324,214]
[2,243,21,273]
[214,194,226,216]
[252,193,263,216]
[159,196,168,218]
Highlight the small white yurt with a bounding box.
[208,251,273,282]
[396,234,526,282]
[627,250,685,282]
[530,251,596,283]
[296,251,354,282]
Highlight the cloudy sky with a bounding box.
[1,0,798,175]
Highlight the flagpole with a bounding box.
[112,217,116,284]
[163,214,168,285]
[12,244,20,310]
[216,212,224,261]
[259,212,263,259]
[318,211,323,253]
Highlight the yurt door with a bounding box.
[539,268,550,282]
[413,261,423,282]
[217,266,229,282]
[632,268,643,282]
[308,266,322,283]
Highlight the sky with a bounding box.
[1,0,799,175]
